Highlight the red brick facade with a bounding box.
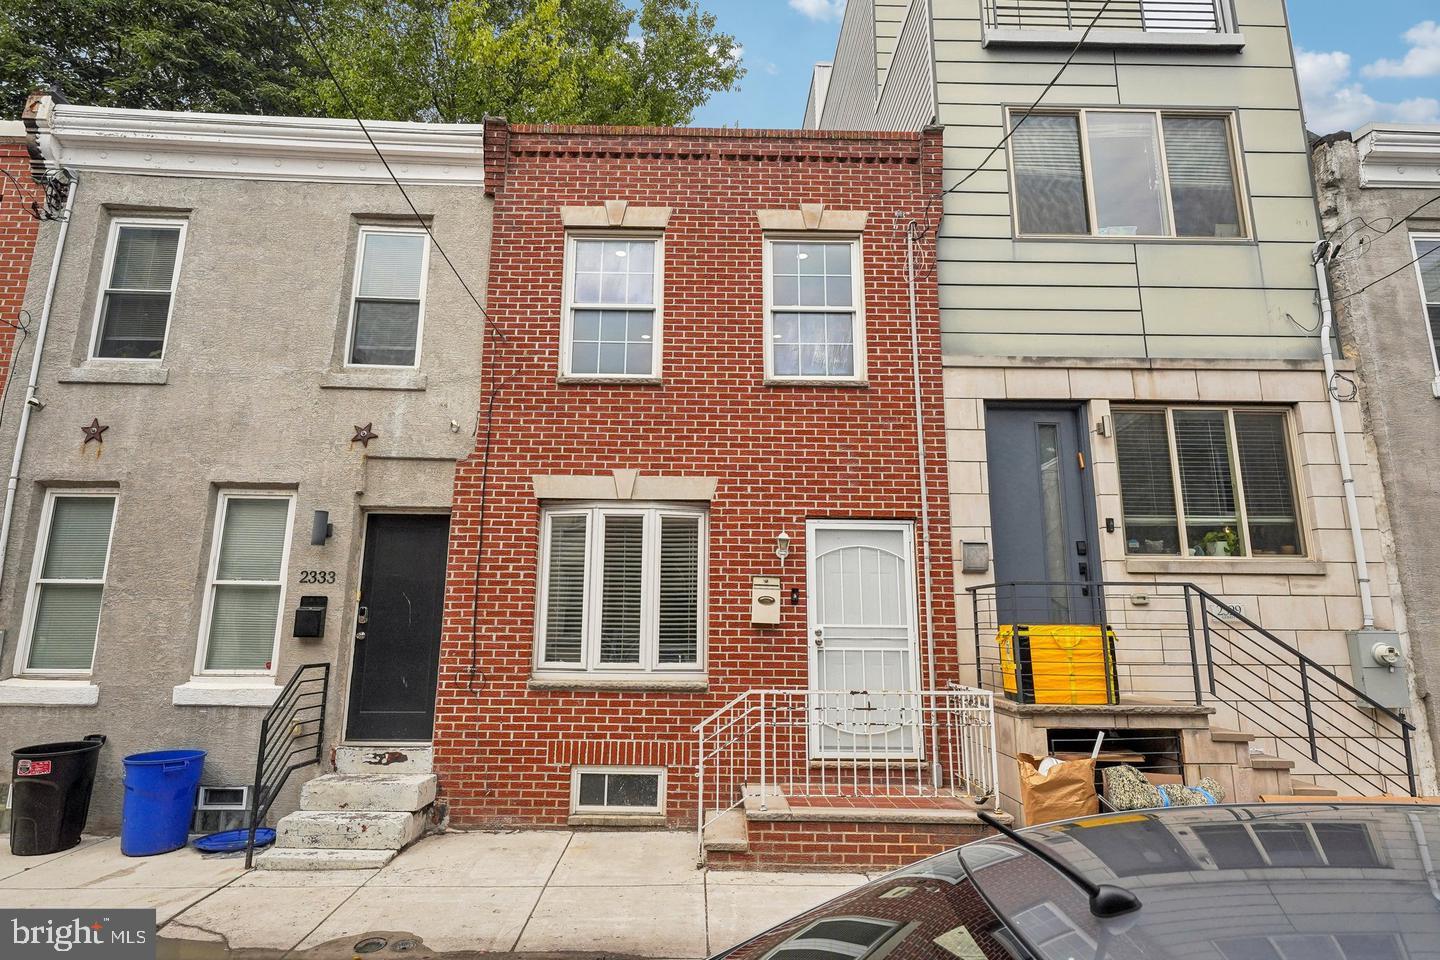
[434,120,952,830]
[0,137,39,391]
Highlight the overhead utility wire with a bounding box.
[1328,193,1440,260]
[1333,243,1437,304]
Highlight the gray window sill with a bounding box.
[764,377,869,388]
[59,364,169,386]
[172,678,282,707]
[0,678,99,706]
[556,375,664,386]
[567,813,668,827]
[1124,557,1326,577]
[319,370,427,392]
[529,675,708,692]
[983,27,1245,51]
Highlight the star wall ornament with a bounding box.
[81,418,108,445]
[352,423,379,447]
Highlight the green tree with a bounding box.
[301,0,743,125]
[0,0,318,116]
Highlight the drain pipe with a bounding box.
[0,170,77,596]
[1313,240,1375,629]
[905,220,939,701]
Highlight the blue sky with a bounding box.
[690,1,1440,134]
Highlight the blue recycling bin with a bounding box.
[120,749,206,856]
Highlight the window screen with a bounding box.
[25,496,116,671]
[95,224,181,360]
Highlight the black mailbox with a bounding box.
[293,595,328,639]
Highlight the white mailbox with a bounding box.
[752,576,782,625]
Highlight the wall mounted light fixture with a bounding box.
[311,510,334,546]
[775,531,791,566]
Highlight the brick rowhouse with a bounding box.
[0,130,39,391]
[435,120,954,845]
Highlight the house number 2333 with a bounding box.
[299,570,337,584]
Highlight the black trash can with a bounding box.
[10,735,107,856]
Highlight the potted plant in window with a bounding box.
[1198,527,1240,557]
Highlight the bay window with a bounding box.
[1115,408,1303,558]
[1010,109,1246,239]
[538,504,704,673]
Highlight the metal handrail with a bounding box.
[244,663,331,869]
[966,580,1417,796]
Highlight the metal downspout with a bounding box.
[1313,240,1376,629]
[0,171,77,598]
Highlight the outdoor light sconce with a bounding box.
[775,531,791,566]
[311,510,334,546]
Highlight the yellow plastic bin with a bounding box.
[998,624,1119,705]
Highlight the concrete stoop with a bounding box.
[255,746,436,871]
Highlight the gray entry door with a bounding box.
[984,406,1097,626]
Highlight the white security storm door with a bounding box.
[806,521,921,758]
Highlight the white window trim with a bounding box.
[194,491,297,677]
[569,765,666,816]
[535,503,706,677]
[1115,405,1307,560]
[762,234,868,383]
[1409,233,1440,388]
[13,490,119,677]
[343,225,432,370]
[1006,107,1252,241]
[88,217,187,363]
[559,232,665,380]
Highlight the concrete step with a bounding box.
[253,847,397,871]
[1209,729,1256,744]
[702,809,749,853]
[1250,755,1296,771]
[335,744,433,775]
[1288,784,1341,797]
[301,774,437,813]
[276,809,426,851]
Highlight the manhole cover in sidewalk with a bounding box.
[354,937,388,954]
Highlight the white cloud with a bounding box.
[1296,46,1440,134]
[789,0,846,22]
[1363,21,1440,79]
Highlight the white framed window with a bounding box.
[1009,109,1248,240]
[570,765,665,815]
[90,218,186,360]
[1410,234,1440,382]
[1114,407,1304,558]
[346,226,430,367]
[14,492,118,675]
[561,234,662,378]
[764,237,866,381]
[537,504,704,674]
[197,493,295,675]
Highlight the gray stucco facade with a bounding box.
[0,101,490,830]
[1314,126,1440,766]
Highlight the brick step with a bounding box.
[301,774,436,813]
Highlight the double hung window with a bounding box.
[198,494,295,673]
[18,493,117,673]
[93,220,185,360]
[348,227,429,367]
[765,238,864,380]
[563,236,661,377]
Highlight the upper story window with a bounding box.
[538,504,704,674]
[16,492,117,674]
[1114,407,1303,559]
[92,219,185,360]
[1010,110,1247,240]
[198,493,294,674]
[765,238,865,381]
[562,236,661,379]
[348,227,429,367]
[1412,235,1440,378]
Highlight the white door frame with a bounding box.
[805,519,923,759]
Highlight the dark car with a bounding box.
[712,804,1440,960]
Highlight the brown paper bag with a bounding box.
[1018,753,1099,825]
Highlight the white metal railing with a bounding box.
[694,687,998,851]
[983,0,1225,33]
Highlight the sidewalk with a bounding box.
[1,830,872,958]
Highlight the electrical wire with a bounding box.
[1333,241,1437,304]
[1328,193,1440,261]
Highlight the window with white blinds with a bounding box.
[1009,109,1246,239]
[1114,407,1303,558]
[93,220,184,360]
[20,493,117,673]
[564,236,661,377]
[200,494,294,673]
[1412,236,1440,377]
[348,228,428,367]
[538,505,704,672]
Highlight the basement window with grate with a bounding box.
[1114,407,1304,558]
[537,505,705,675]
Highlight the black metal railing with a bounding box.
[969,581,1417,797]
[244,663,331,868]
[983,0,1225,33]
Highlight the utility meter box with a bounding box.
[752,576,782,625]
[1346,629,1409,710]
